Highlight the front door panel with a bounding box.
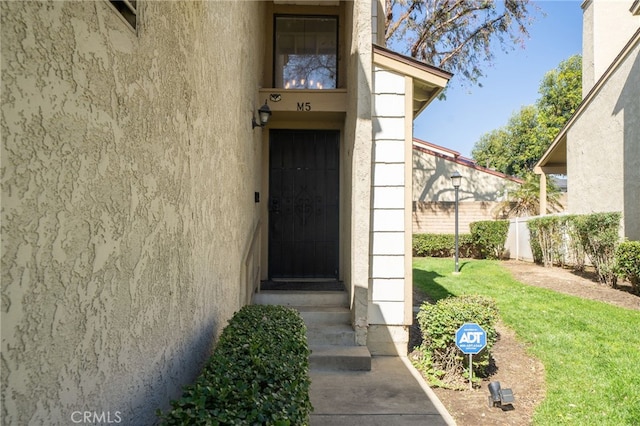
[269,130,339,279]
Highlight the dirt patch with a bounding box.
[501,261,639,311]
[410,260,639,426]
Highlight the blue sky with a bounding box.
[414,0,584,158]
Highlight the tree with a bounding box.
[536,54,582,139]
[472,55,582,177]
[384,0,537,87]
[496,172,563,217]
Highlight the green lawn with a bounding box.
[413,257,640,426]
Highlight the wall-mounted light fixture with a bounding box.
[252,100,272,129]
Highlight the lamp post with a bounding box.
[450,171,462,273]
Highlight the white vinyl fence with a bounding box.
[505,216,535,262]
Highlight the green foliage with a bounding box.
[565,216,587,271]
[526,213,620,278]
[527,215,570,267]
[571,212,622,286]
[470,220,509,259]
[472,55,582,177]
[497,172,564,217]
[413,221,509,260]
[158,305,312,425]
[384,0,535,89]
[413,295,499,389]
[616,241,640,293]
[412,233,474,258]
[536,55,583,134]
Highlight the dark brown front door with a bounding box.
[269,130,339,279]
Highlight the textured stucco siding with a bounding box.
[582,0,640,94]
[343,0,373,347]
[1,1,265,424]
[567,40,640,239]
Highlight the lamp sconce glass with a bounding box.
[252,100,272,129]
[450,170,462,188]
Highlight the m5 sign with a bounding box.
[455,323,487,355]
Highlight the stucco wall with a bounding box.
[567,39,640,239]
[343,0,373,347]
[1,1,265,423]
[412,151,521,234]
[413,151,518,203]
[582,0,640,94]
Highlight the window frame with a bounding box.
[272,14,340,90]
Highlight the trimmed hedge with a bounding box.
[572,212,621,286]
[470,220,509,260]
[527,215,570,267]
[616,241,640,293]
[412,233,474,257]
[413,220,508,260]
[413,295,499,389]
[158,305,312,425]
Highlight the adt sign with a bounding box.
[455,323,487,355]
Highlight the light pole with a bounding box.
[450,171,462,274]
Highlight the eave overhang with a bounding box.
[373,44,452,117]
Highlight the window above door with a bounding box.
[274,15,338,90]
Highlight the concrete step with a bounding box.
[253,290,348,307]
[252,290,370,371]
[309,345,372,371]
[306,324,356,346]
[296,306,351,326]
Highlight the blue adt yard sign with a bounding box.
[455,323,487,355]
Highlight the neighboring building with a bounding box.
[535,0,640,240]
[412,139,522,234]
[1,1,450,423]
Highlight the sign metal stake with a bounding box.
[469,354,473,390]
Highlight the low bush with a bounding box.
[571,212,621,286]
[527,216,569,267]
[470,220,509,260]
[616,241,640,293]
[412,233,474,257]
[158,305,312,425]
[412,294,499,390]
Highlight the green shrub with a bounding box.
[616,241,640,293]
[470,220,509,259]
[158,305,312,425]
[571,212,622,286]
[412,294,499,389]
[412,233,474,257]
[528,225,544,265]
[565,215,587,271]
[527,216,569,267]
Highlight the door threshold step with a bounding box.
[260,281,345,291]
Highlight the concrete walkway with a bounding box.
[310,356,456,425]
